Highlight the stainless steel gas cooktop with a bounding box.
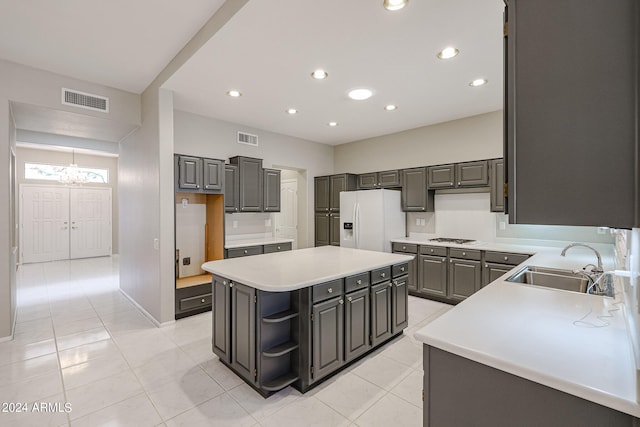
[429,237,476,244]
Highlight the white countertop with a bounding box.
[414,245,640,417]
[202,246,413,292]
[224,236,294,249]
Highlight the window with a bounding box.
[24,162,109,184]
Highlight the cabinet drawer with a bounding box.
[484,251,530,265]
[263,242,292,253]
[179,293,212,311]
[226,246,263,258]
[371,266,391,284]
[392,262,410,278]
[419,245,447,256]
[449,248,482,260]
[392,242,418,253]
[345,272,370,293]
[313,279,344,303]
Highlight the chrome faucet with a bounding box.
[560,243,604,273]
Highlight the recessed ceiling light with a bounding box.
[384,104,397,111]
[227,90,242,97]
[469,78,488,87]
[383,0,408,11]
[437,47,459,60]
[328,122,338,127]
[311,69,328,80]
[348,88,373,101]
[286,108,298,115]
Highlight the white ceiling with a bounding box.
[0,0,227,93]
[1,0,504,146]
[164,0,505,145]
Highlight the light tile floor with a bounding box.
[1,256,451,426]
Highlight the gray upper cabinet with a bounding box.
[176,155,224,194]
[358,170,400,189]
[489,159,505,212]
[229,156,263,213]
[401,167,434,212]
[263,168,281,212]
[428,164,455,189]
[505,0,639,228]
[176,155,202,191]
[203,158,224,191]
[428,161,488,189]
[314,176,330,212]
[224,164,239,213]
[456,161,488,187]
[329,174,356,211]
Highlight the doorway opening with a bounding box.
[272,166,307,249]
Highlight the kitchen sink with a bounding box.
[506,265,591,293]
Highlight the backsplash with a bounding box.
[225,212,274,237]
[407,192,615,245]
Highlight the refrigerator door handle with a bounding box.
[355,202,360,249]
[351,201,358,248]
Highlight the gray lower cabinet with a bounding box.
[175,283,211,319]
[225,164,239,213]
[482,262,513,287]
[419,246,448,298]
[263,242,292,254]
[489,159,504,212]
[212,276,230,363]
[231,282,256,383]
[423,345,637,427]
[226,245,264,258]
[229,156,263,212]
[263,168,281,212]
[392,243,418,291]
[482,251,530,287]
[391,274,409,334]
[314,213,330,247]
[448,255,482,303]
[312,296,344,381]
[401,167,434,212]
[370,281,392,347]
[344,287,371,362]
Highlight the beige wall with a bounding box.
[333,110,503,174]
[15,147,119,254]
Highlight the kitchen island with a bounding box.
[202,246,413,396]
[414,248,640,426]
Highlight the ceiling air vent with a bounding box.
[61,88,109,113]
[237,131,258,147]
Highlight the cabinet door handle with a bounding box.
[388,282,393,287]
[450,182,454,186]
[442,258,446,263]
[223,280,227,285]
[230,282,233,287]
[462,252,466,256]
[450,259,453,263]
[328,288,333,293]
[504,256,509,261]
[339,299,344,305]
[457,182,461,186]
[347,296,352,302]
[381,272,386,278]
[485,264,489,268]
[402,246,407,250]
[201,298,206,303]
[430,249,434,253]
[356,279,362,285]
[244,250,248,254]
[400,266,405,272]
[277,246,281,250]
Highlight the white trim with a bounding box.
[118,288,175,328]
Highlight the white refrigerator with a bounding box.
[339,189,405,253]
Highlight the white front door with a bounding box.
[70,188,112,259]
[21,185,70,263]
[275,179,298,249]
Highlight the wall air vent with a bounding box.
[61,88,109,113]
[237,131,258,146]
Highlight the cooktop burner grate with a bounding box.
[429,237,476,244]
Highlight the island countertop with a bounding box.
[202,246,413,292]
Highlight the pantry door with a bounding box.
[69,188,112,259]
[21,185,70,263]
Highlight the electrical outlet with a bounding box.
[232,221,238,228]
[265,219,272,227]
[499,221,506,230]
[420,219,426,226]
[183,257,191,266]
[415,218,421,226]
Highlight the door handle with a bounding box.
[71,226,78,230]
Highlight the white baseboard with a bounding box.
[119,289,175,328]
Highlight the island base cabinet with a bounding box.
[231,282,256,384]
[423,345,637,427]
[212,276,230,363]
[344,287,371,363]
[391,275,409,334]
[312,296,344,382]
[370,281,392,347]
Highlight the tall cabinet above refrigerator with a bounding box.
[339,189,405,253]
